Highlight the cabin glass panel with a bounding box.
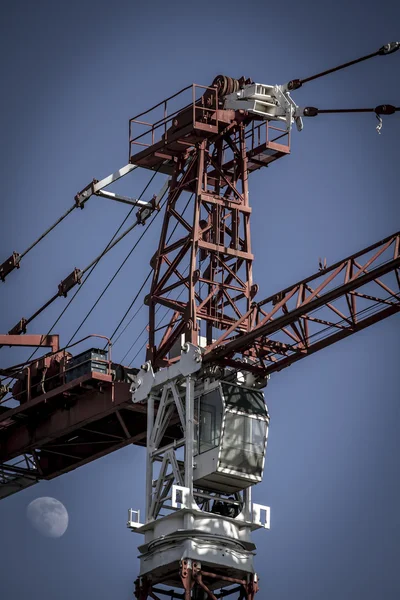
[197,388,223,454]
[193,381,269,493]
[219,413,266,477]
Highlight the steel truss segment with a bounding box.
[0,454,40,499]
[133,561,260,600]
[143,373,190,521]
[147,123,258,369]
[204,232,400,373]
[150,382,186,449]
[149,385,169,448]
[149,453,169,519]
[152,402,176,451]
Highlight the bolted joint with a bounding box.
[136,207,150,225]
[0,252,21,282]
[8,318,28,335]
[58,268,82,297]
[149,253,158,270]
[250,283,259,299]
[74,179,98,208]
[136,194,159,225]
[272,291,284,306]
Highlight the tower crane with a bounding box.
[0,42,399,600]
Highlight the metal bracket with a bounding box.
[8,318,28,335]
[252,503,270,529]
[131,343,201,403]
[223,81,302,132]
[131,362,155,404]
[171,485,191,509]
[127,508,144,530]
[74,163,139,207]
[0,252,21,282]
[274,85,303,132]
[58,268,82,297]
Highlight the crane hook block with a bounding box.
[378,42,400,55]
[0,252,21,282]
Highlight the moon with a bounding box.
[26,497,69,538]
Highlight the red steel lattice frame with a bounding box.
[0,81,399,503]
[204,230,400,373]
[129,86,291,369]
[145,122,257,368]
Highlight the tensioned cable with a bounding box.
[127,289,400,370]
[1,293,397,404]
[252,294,399,362]
[20,205,77,260]
[287,42,400,90]
[109,192,194,353]
[0,190,99,284]
[66,190,169,347]
[211,293,400,379]
[302,105,399,116]
[107,272,153,345]
[124,269,189,367]
[18,173,160,333]
[10,169,161,369]
[0,172,168,385]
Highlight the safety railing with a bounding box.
[247,120,291,152]
[214,119,291,174]
[0,334,113,410]
[129,84,219,157]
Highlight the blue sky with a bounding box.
[0,1,399,599]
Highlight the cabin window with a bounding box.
[197,388,223,454]
[219,413,267,477]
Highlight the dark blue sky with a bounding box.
[0,1,399,599]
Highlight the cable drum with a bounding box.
[212,75,241,97]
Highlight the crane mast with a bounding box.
[129,78,291,370]
[0,43,399,600]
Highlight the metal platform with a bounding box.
[129,83,290,177]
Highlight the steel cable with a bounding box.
[287,42,400,90]
[10,170,161,369]
[109,193,194,357]
[66,189,169,347]
[20,205,77,260]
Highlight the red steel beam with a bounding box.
[0,334,59,353]
[204,231,400,372]
[1,231,398,496]
[0,379,182,491]
[0,382,134,462]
